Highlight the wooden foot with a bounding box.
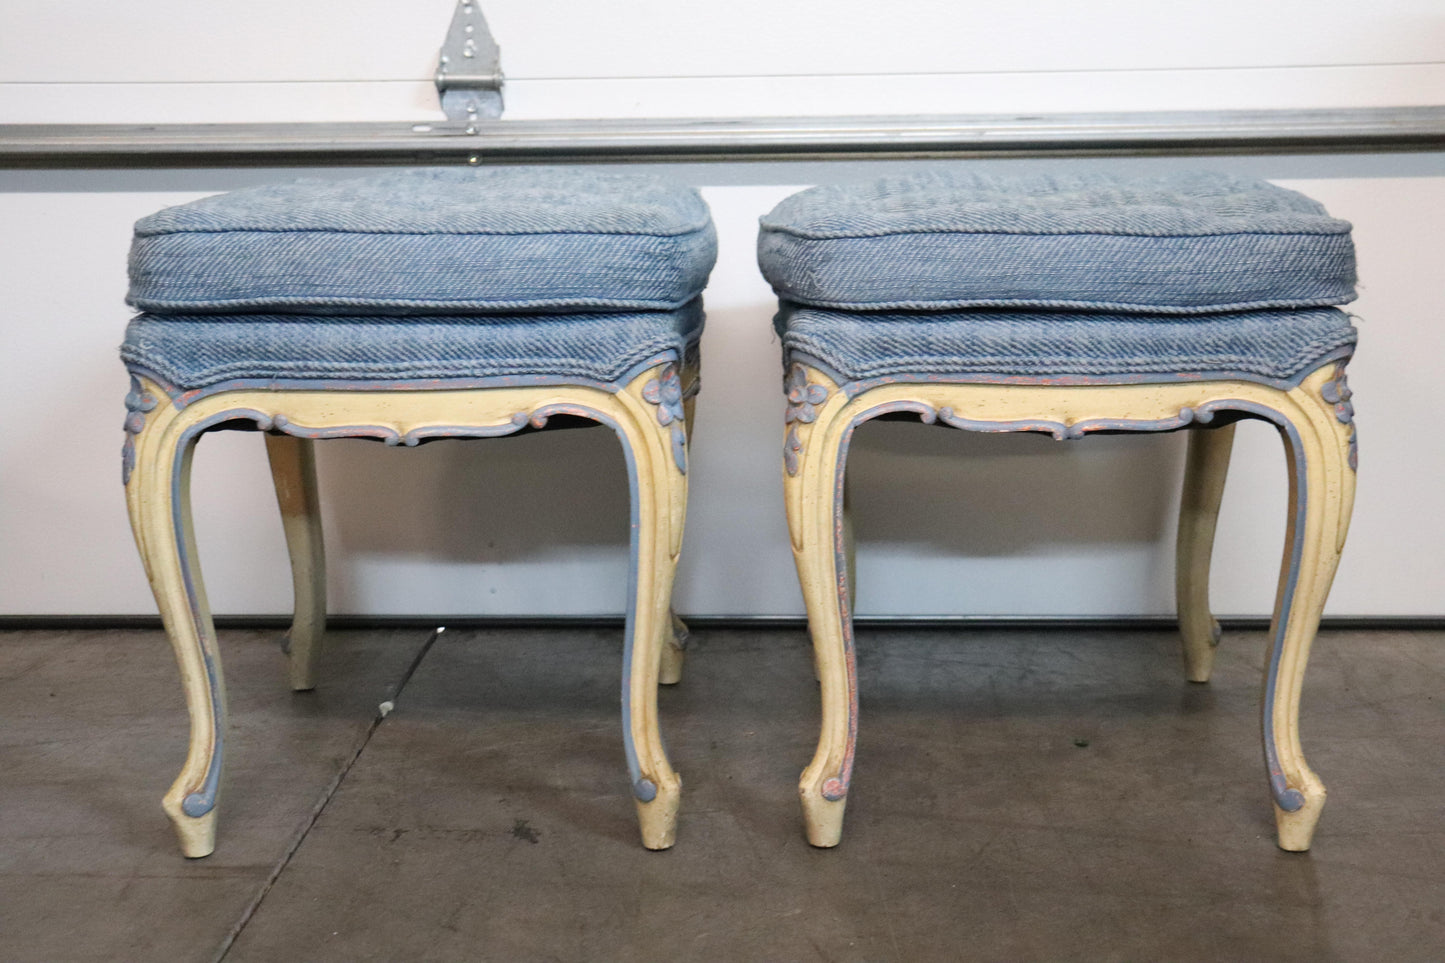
[800,786,848,848]
[264,434,327,692]
[635,779,682,850]
[1274,787,1327,853]
[168,806,218,859]
[1175,423,1236,683]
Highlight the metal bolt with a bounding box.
[468,155,480,164]
[465,125,478,135]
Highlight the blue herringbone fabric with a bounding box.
[758,171,1356,314]
[123,302,704,389]
[776,304,1356,383]
[129,168,717,315]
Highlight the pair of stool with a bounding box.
[121,167,1358,858]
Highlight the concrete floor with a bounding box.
[1,623,1442,961]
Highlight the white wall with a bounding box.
[1,3,1443,617]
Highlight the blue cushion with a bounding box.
[777,305,1356,384]
[758,171,1356,314]
[128,168,717,315]
[122,302,703,390]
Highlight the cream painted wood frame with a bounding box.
[123,356,696,858]
[782,354,1357,852]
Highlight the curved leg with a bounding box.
[265,434,327,692]
[620,367,686,849]
[124,392,225,858]
[1175,423,1236,682]
[1266,368,1356,851]
[783,365,853,847]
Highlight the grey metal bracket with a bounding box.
[435,0,504,124]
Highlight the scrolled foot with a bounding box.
[1274,785,1326,852]
[800,782,847,848]
[635,777,681,850]
[165,804,218,859]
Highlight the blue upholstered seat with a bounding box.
[775,305,1356,385]
[129,168,717,315]
[123,304,704,390]
[123,168,715,388]
[758,171,1356,314]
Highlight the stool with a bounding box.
[122,168,716,856]
[758,170,1359,851]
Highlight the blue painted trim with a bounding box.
[153,393,666,811]
[814,381,1329,813]
[935,404,1211,440]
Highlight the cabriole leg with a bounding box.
[1265,370,1356,851]
[1175,423,1236,682]
[621,367,687,849]
[124,398,225,858]
[783,365,853,847]
[265,434,327,691]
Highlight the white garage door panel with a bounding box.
[0,0,457,83]
[1,0,1438,84]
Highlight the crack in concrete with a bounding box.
[210,625,446,963]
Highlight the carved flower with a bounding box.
[1320,365,1358,471]
[121,375,160,485]
[642,365,685,428]
[785,363,828,425]
[1320,367,1354,426]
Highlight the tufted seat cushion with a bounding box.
[122,302,704,390]
[758,171,1356,315]
[128,168,717,315]
[776,304,1356,384]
